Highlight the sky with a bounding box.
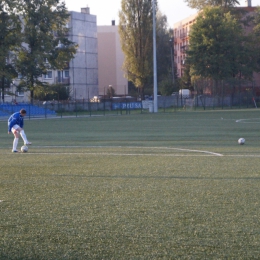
[64,0,260,27]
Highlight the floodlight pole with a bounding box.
[153,0,158,113]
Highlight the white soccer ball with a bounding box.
[238,138,245,145]
[21,145,28,152]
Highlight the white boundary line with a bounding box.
[5,145,260,157]
[225,154,260,157]
[26,145,224,157]
[20,152,220,157]
[236,118,260,124]
[18,151,260,158]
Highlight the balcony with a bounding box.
[180,33,188,39]
[180,45,188,53]
[55,77,70,85]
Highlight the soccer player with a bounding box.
[8,109,32,153]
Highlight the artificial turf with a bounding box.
[0,110,260,259]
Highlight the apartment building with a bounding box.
[97,21,128,96]
[173,13,198,78]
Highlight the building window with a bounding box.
[64,70,69,78]
[44,71,52,79]
[18,91,24,96]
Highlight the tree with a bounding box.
[156,12,173,83]
[186,7,257,83]
[0,0,21,102]
[184,0,239,10]
[144,11,175,96]
[251,7,260,71]
[253,7,260,33]
[184,0,251,28]
[34,83,71,101]
[16,0,77,102]
[119,0,155,97]
[179,62,192,90]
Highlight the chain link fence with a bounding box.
[1,80,259,119]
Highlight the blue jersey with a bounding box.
[8,112,24,132]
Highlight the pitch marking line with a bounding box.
[29,146,224,157]
[236,118,260,124]
[21,152,260,158]
[226,154,260,157]
[23,152,221,157]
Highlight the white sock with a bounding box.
[20,130,28,144]
[13,138,19,151]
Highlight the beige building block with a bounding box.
[97,23,128,96]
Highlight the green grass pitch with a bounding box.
[0,110,260,259]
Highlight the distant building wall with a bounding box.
[68,9,99,100]
[97,23,128,96]
[173,13,198,78]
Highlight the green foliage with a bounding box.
[179,62,193,90]
[0,1,21,102]
[187,7,257,81]
[251,7,260,71]
[119,0,154,93]
[15,0,77,102]
[119,1,173,97]
[253,7,260,34]
[158,76,176,96]
[33,83,71,101]
[156,12,172,84]
[184,0,239,10]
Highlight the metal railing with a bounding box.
[1,85,259,119]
